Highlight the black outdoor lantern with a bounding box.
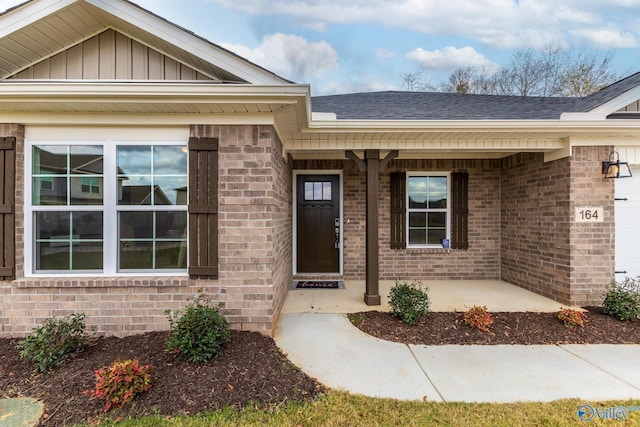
[602,151,633,179]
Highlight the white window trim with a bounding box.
[24,139,188,277]
[405,171,451,249]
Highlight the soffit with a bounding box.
[281,119,640,160]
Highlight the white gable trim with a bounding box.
[0,0,77,39]
[85,0,287,85]
[0,0,289,85]
[0,0,77,38]
[561,86,640,120]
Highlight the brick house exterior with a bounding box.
[1,0,639,337]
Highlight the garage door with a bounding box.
[616,171,640,280]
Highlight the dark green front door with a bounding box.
[296,175,340,273]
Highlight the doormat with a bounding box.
[294,280,345,289]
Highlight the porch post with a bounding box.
[364,149,381,305]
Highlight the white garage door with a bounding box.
[616,171,640,280]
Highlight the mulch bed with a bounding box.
[3,307,639,426]
[0,330,323,427]
[352,307,640,345]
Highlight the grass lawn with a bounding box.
[85,391,640,426]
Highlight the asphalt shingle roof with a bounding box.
[311,72,640,120]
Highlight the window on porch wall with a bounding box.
[27,142,188,274]
[407,174,448,246]
[390,171,468,249]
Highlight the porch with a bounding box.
[281,279,567,314]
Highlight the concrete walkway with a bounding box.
[275,313,640,403]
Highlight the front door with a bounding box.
[296,174,340,273]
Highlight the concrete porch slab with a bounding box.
[282,279,567,314]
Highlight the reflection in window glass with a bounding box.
[304,181,332,201]
[34,211,103,271]
[117,145,187,206]
[119,211,187,270]
[32,145,104,206]
[407,175,448,246]
[30,142,187,274]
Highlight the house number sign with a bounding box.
[575,207,604,222]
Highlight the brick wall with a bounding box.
[500,152,572,301]
[0,124,290,337]
[269,130,293,329]
[500,148,615,306]
[378,159,501,280]
[190,124,290,334]
[293,158,502,280]
[569,146,615,305]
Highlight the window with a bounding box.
[81,177,100,194]
[27,141,187,275]
[304,181,332,201]
[406,173,449,247]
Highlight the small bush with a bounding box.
[16,312,87,371]
[165,290,231,362]
[463,305,494,333]
[557,308,588,328]
[603,277,640,321]
[87,359,152,412]
[388,280,430,325]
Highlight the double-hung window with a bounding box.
[27,141,188,275]
[406,173,450,247]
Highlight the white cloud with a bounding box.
[221,33,338,82]
[571,29,638,49]
[208,0,640,49]
[406,46,499,72]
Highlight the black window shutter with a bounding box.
[390,172,406,249]
[0,137,16,279]
[451,172,469,249]
[188,137,219,278]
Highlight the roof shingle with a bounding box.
[311,72,640,120]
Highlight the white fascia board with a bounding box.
[0,112,279,126]
[85,0,289,85]
[311,112,337,120]
[562,86,640,120]
[0,0,77,38]
[0,81,310,100]
[306,118,640,133]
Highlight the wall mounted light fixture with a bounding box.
[602,151,632,179]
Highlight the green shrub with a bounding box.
[165,291,231,362]
[603,277,640,321]
[16,312,87,371]
[86,359,152,412]
[557,307,588,328]
[463,305,494,333]
[388,280,430,325]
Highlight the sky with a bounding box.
[1,0,640,95]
